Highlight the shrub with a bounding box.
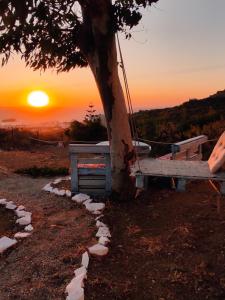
[15,166,69,177]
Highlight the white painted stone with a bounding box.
[83,199,92,206]
[66,190,72,198]
[58,189,66,196]
[66,287,84,300]
[5,201,17,210]
[95,214,104,221]
[47,186,53,192]
[66,272,86,300]
[98,236,110,246]
[85,203,105,213]
[96,220,107,228]
[0,198,7,205]
[54,189,66,196]
[0,236,17,253]
[24,224,34,232]
[17,205,25,211]
[81,251,89,269]
[74,266,87,277]
[52,188,60,194]
[88,244,109,256]
[14,232,31,238]
[96,226,111,238]
[92,210,101,215]
[53,178,62,184]
[45,186,53,193]
[16,214,32,226]
[67,272,86,290]
[42,183,52,192]
[72,193,90,204]
[15,210,31,218]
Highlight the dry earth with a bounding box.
[85,181,225,300]
[0,148,96,300]
[1,148,225,300]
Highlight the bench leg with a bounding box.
[136,174,145,189]
[220,182,225,195]
[176,179,187,192]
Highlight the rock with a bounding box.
[72,193,90,204]
[96,226,111,238]
[95,214,104,221]
[66,287,84,300]
[88,244,109,256]
[85,203,105,213]
[81,251,89,269]
[17,205,25,211]
[66,190,72,198]
[66,273,86,290]
[14,232,31,238]
[66,272,86,300]
[98,236,110,246]
[24,224,34,232]
[56,189,66,196]
[0,236,17,253]
[15,210,31,218]
[0,198,7,205]
[92,210,101,215]
[83,199,92,206]
[16,214,32,226]
[42,183,52,192]
[74,266,87,277]
[52,188,60,194]
[46,186,53,193]
[5,201,17,210]
[96,220,107,228]
[54,178,62,184]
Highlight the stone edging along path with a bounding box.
[0,199,33,254]
[42,178,111,300]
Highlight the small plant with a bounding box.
[15,166,69,178]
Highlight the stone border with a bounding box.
[0,198,33,254]
[42,178,111,300]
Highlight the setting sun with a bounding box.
[27,91,49,107]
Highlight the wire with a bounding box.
[116,34,141,171]
[137,138,173,145]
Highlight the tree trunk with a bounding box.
[81,2,136,197]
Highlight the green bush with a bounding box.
[15,166,69,177]
[65,118,107,142]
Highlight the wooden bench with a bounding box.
[133,133,225,194]
[133,159,225,193]
[160,135,208,160]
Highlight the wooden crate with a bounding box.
[69,144,111,196]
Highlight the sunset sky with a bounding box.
[0,0,225,123]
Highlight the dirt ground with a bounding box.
[0,147,96,300]
[1,147,225,299]
[85,181,225,300]
[0,146,69,173]
[0,207,17,237]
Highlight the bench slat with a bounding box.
[132,159,225,181]
[172,135,208,153]
[69,144,110,154]
[79,179,106,187]
[78,168,106,176]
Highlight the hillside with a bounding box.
[134,90,225,156]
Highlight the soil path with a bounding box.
[0,174,96,300]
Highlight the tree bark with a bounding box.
[81,1,136,197]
